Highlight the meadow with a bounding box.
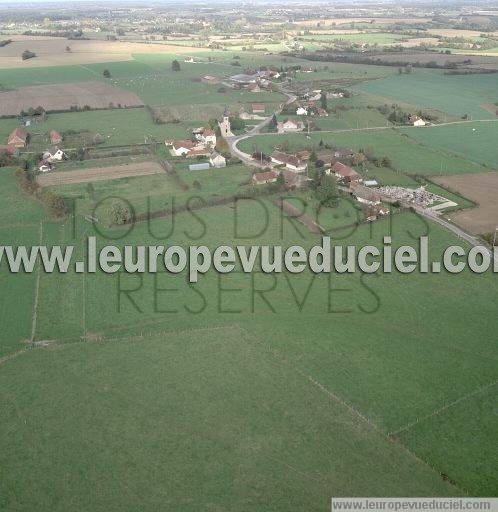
[1,35,498,508]
[401,120,498,168]
[240,128,491,176]
[1,172,498,504]
[355,69,498,120]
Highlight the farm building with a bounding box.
[201,75,221,84]
[296,107,308,116]
[42,148,66,163]
[210,152,226,168]
[277,119,304,133]
[329,162,361,185]
[317,108,329,117]
[186,147,212,159]
[247,83,261,93]
[201,130,217,147]
[170,140,196,157]
[50,130,63,145]
[188,163,210,171]
[37,160,53,173]
[271,151,307,173]
[410,115,426,127]
[8,127,28,148]
[252,103,266,114]
[334,148,355,159]
[252,170,279,185]
[352,185,381,206]
[230,74,258,84]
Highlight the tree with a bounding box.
[171,60,181,72]
[320,91,328,110]
[269,114,278,130]
[42,191,67,218]
[103,69,111,78]
[22,49,36,60]
[314,173,339,208]
[108,202,132,225]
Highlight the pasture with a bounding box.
[239,128,491,175]
[355,69,498,120]
[401,121,498,168]
[1,175,498,503]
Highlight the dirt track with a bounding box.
[0,81,144,116]
[277,199,324,234]
[37,161,163,187]
[433,172,498,234]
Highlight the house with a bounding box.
[296,107,308,116]
[42,147,66,163]
[282,170,310,189]
[50,130,63,145]
[300,66,313,73]
[277,119,304,133]
[247,83,261,93]
[330,162,361,185]
[252,170,279,185]
[186,147,211,158]
[170,140,196,157]
[184,56,195,63]
[252,103,265,114]
[37,160,52,173]
[317,108,329,117]
[352,185,381,206]
[0,145,19,157]
[271,151,307,173]
[334,147,355,159]
[410,115,426,127]
[201,129,216,147]
[210,152,226,168]
[8,127,28,148]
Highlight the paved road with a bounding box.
[415,206,498,263]
[226,88,297,168]
[224,87,497,256]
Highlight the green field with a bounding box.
[1,33,498,508]
[355,69,498,120]
[401,121,498,168]
[1,157,498,505]
[241,128,491,175]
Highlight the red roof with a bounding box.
[0,145,17,155]
[252,170,278,184]
[172,140,196,150]
[8,127,28,145]
[50,130,62,144]
[331,162,359,179]
[203,129,215,137]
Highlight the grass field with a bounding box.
[355,69,498,120]
[401,121,498,168]
[0,158,498,504]
[240,128,491,176]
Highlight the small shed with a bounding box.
[188,162,210,171]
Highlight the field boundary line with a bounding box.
[235,324,468,495]
[30,221,44,343]
[390,378,498,437]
